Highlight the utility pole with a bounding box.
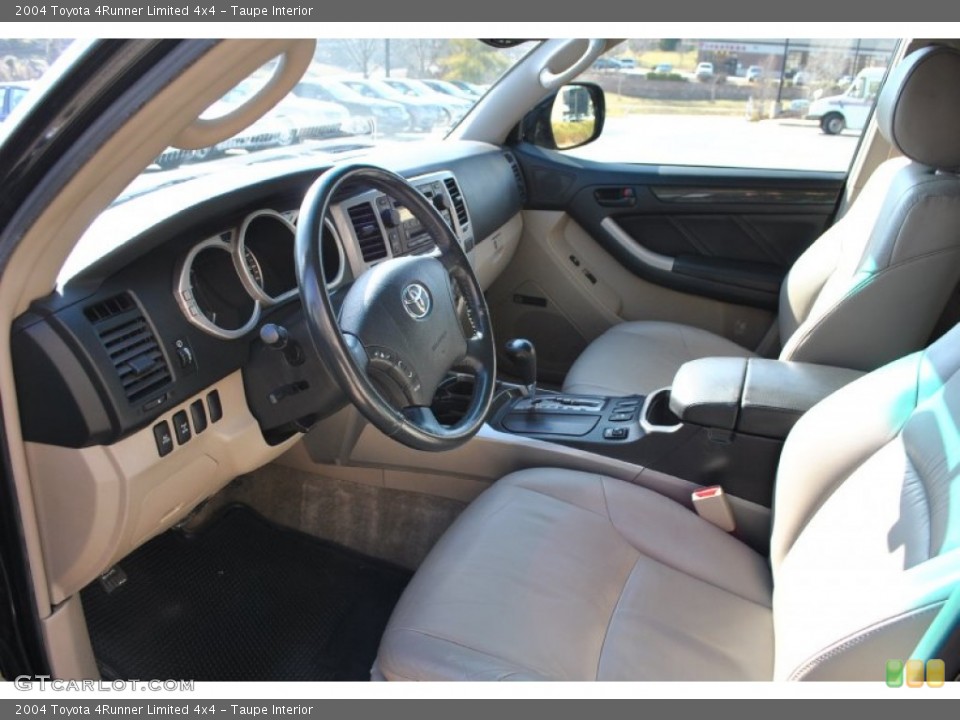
[385,39,391,77]
[775,38,789,117]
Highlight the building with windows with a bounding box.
[697,39,898,80]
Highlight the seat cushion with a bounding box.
[562,321,756,397]
[375,469,774,681]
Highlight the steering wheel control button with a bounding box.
[207,390,223,423]
[401,282,432,320]
[173,410,191,445]
[153,421,173,457]
[603,427,629,440]
[190,400,208,434]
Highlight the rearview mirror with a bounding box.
[520,82,605,151]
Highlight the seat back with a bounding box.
[778,45,960,372]
[770,321,960,680]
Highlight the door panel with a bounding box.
[486,210,776,386]
[516,143,845,310]
[488,144,847,383]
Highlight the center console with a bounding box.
[495,394,643,442]
[483,342,865,509]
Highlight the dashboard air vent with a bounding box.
[347,201,387,263]
[443,177,469,228]
[85,293,172,404]
[503,151,527,203]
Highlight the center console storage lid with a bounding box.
[670,357,864,439]
[668,357,748,431]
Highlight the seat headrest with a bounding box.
[876,45,960,170]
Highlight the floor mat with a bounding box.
[81,505,411,681]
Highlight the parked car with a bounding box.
[806,66,886,134]
[339,77,443,132]
[593,57,623,70]
[420,78,478,102]
[0,81,32,122]
[448,79,486,96]
[653,62,673,74]
[746,65,764,82]
[695,61,715,80]
[152,79,362,168]
[293,77,411,135]
[380,77,473,126]
[217,79,357,145]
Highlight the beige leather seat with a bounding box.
[375,320,960,680]
[563,45,960,397]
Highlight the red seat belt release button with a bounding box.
[692,486,736,532]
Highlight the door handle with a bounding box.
[594,187,636,207]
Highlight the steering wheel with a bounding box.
[295,164,496,452]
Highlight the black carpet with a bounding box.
[81,505,411,681]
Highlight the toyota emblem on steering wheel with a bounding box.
[401,282,432,320]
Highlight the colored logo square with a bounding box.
[926,659,945,688]
[886,659,904,687]
[906,659,925,687]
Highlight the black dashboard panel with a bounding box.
[12,141,524,448]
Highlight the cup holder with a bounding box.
[641,387,683,433]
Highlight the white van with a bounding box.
[806,66,887,134]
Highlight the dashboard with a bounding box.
[11,140,525,603]
[12,142,525,449]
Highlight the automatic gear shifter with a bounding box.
[504,338,537,398]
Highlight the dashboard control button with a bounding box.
[603,427,629,440]
[142,394,166,412]
[153,421,174,457]
[207,390,223,423]
[610,412,634,422]
[381,208,400,228]
[388,231,402,254]
[175,343,194,369]
[173,410,191,444]
[190,400,208,434]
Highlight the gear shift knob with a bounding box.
[504,338,537,397]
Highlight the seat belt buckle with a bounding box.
[692,486,736,532]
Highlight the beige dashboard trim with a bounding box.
[26,371,298,605]
[474,211,522,290]
[0,40,320,623]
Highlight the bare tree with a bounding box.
[409,39,449,77]
[341,39,380,78]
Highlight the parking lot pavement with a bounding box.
[566,114,862,172]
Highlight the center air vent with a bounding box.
[503,151,527,203]
[347,201,387,262]
[443,177,469,229]
[85,293,172,404]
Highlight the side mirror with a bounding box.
[520,82,605,151]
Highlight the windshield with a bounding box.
[123,39,530,204]
[0,38,532,282]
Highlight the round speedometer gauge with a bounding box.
[175,235,260,339]
[243,246,265,290]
